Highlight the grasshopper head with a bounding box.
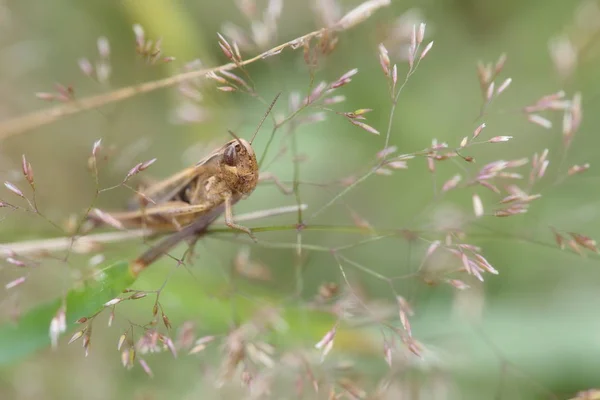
[220,138,259,195]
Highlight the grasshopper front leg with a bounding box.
[224,195,257,242]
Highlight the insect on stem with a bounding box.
[93,92,284,275]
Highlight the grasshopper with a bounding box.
[91,94,281,274]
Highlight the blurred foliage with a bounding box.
[0,261,133,365]
[1,0,600,399]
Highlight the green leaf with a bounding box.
[0,260,134,366]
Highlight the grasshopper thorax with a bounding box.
[220,138,259,196]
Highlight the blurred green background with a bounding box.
[1,0,600,399]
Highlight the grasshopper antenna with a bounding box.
[250,92,281,145]
[227,129,245,148]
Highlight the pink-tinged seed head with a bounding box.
[5,276,26,290]
[4,181,24,198]
[92,139,102,157]
[420,41,433,61]
[472,194,484,218]
[78,58,94,77]
[417,23,426,44]
[527,114,553,129]
[486,82,495,101]
[97,36,110,59]
[442,174,461,192]
[488,136,513,143]
[378,43,390,75]
[496,78,512,95]
[568,163,590,175]
[494,53,507,74]
[335,0,391,30]
[473,123,486,139]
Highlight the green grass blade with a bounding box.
[0,260,134,365]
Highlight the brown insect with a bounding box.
[90,94,281,274]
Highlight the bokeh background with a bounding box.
[1,0,600,399]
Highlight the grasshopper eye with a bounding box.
[223,145,237,166]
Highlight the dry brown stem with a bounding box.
[0,0,391,140]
